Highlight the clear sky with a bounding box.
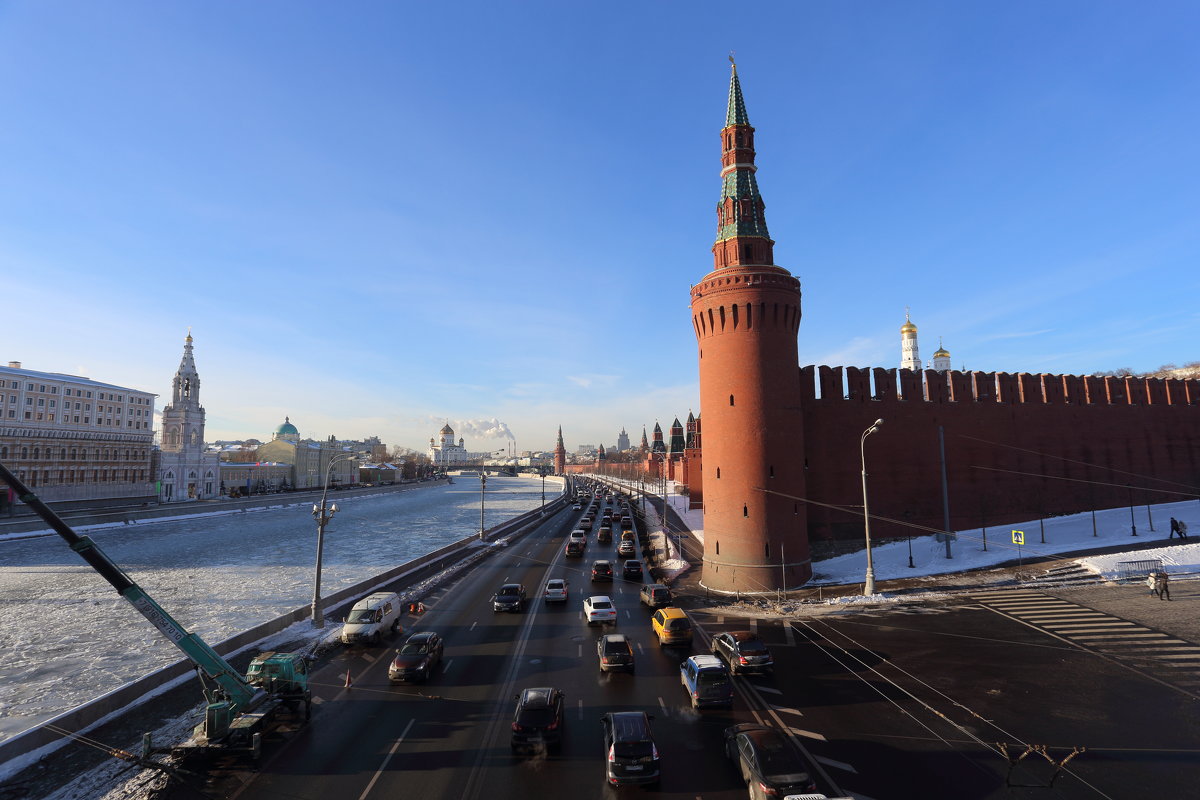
[3,2,1198,453]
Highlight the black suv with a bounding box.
[492,583,527,612]
[596,633,635,673]
[601,711,660,787]
[711,631,775,675]
[591,560,614,581]
[511,687,564,753]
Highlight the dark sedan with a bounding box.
[511,687,564,753]
[723,723,817,797]
[597,633,635,673]
[621,559,643,580]
[388,631,444,683]
[711,630,775,675]
[492,583,527,612]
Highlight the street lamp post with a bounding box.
[540,468,546,516]
[311,453,356,628]
[861,419,884,596]
[479,472,488,540]
[1127,484,1137,536]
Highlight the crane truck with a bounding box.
[0,461,312,763]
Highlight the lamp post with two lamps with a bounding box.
[311,453,357,628]
[860,419,884,597]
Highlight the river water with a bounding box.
[0,475,559,743]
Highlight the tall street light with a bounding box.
[479,472,488,540]
[311,453,357,628]
[861,418,884,596]
[540,467,546,516]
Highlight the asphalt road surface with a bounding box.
[183,497,1200,800]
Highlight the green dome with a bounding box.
[275,416,299,436]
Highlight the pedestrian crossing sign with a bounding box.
[1012,530,1024,545]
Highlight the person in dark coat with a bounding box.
[1169,517,1181,539]
[1155,571,1171,601]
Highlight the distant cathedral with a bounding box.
[429,423,470,466]
[900,309,952,372]
[158,331,220,501]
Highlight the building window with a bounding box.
[729,394,735,406]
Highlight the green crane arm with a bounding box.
[0,461,259,710]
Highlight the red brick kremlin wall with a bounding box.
[798,365,1200,551]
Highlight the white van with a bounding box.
[340,592,402,645]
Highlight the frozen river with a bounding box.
[0,475,561,743]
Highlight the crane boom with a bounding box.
[0,461,259,710]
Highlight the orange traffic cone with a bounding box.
[344,670,352,690]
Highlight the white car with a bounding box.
[544,578,570,603]
[583,595,618,625]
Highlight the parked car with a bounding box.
[651,607,692,645]
[388,631,444,683]
[640,583,672,608]
[711,631,775,675]
[617,539,636,557]
[591,559,614,581]
[723,723,818,796]
[511,687,565,753]
[339,592,402,645]
[680,654,734,708]
[492,583,527,612]
[583,595,618,625]
[602,711,660,787]
[596,633,635,673]
[544,578,570,603]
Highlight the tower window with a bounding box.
[729,394,735,406]
[743,504,749,517]
[765,543,770,558]
[769,465,774,478]
[716,467,721,479]
[715,541,719,555]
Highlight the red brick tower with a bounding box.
[553,426,566,475]
[690,61,810,592]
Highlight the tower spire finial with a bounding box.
[729,52,737,74]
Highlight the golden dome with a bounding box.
[933,347,950,358]
[901,320,917,334]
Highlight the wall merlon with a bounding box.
[1018,373,1042,404]
[924,369,949,403]
[818,365,842,399]
[845,366,870,401]
[873,367,898,401]
[1041,374,1065,404]
[996,372,1020,404]
[898,368,922,400]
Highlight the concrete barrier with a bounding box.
[0,488,569,777]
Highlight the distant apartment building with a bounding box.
[0,360,156,511]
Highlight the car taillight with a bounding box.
[651,743,659,760]
[607,744,616,762]
[602,657,610,664]
[511,722,524,731]
[547,719,559,730]
[759,782,780,796]
[739,656,750,664]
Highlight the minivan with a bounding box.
[340,592,402,645]
[680,655,733,708]
[640,584,672,608]
[652,607,692,646]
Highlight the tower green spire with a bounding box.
[726,62,749,126]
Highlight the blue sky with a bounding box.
[3,2,1198,453]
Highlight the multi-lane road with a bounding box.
[186,490,1200,800]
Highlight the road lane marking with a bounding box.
[770,705,803,717]
[578,644,582,658]
[658,696,668,713]
[637,642,645,654]
[578,700,584,720]
[358,717,415,800]
[442,659,453,674]
[750,619,758,635]
[783,621,795,647]
[470,621,478,631]
[363,653,379,663]
[756,686,782,695]
[814,754,858,773]
[788,727,827,741]
[625,610,631,618]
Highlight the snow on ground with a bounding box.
[808,499,1200,587]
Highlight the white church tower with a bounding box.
[158,331,220,501]
[900,308,921,371]
[932,337,952,372]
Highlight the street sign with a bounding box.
[1012,530,1025,545]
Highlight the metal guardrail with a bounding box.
[1117,559,1163,581]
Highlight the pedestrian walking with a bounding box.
[1146,572,1158,596]
[1169,517,1182,539]
[1180,520,1189,539]
[1155,571,1171,601]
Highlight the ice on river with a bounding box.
[0,476,560,743]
